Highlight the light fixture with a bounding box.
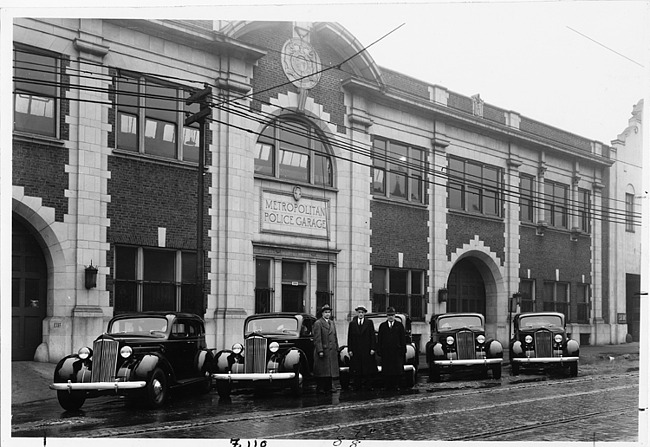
[84,262,98,289]
[438,287,448,303]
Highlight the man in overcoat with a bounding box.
[313,304,339,393]
[347,305,377,390]
[377,307,406,390]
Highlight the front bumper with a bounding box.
[339,365,416,374]
[50,380,146,391]
[433,358,503,366]
[511,356,579,364]
[212,372,300,382]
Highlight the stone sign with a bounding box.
[260,189,329,239]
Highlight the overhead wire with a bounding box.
[12,53,642,227]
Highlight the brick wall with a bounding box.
[13,141,68,222]
[447,213,505,265]
[370,201,428,269]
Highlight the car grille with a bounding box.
[456,330,475,359]
[91,338,119,382]
[245,336,267,373]
[535,330,553,357]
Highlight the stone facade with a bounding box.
[10,19,642,361]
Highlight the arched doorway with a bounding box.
[447,258,486,316]
[12,216,48,360]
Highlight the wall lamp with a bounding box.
[438,287,448,303]
[85,262,98,289]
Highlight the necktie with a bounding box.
[359,319,363,326]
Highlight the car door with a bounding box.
[168,318,197,380]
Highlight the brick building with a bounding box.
[10,19,643,361]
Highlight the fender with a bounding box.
[132,354,171,382]
[214,350,244,373]
[194,349,215,374]
[431,342,445,359]
[280,348,305,373]
[511,340,523,356]
[53,355,92,384]
[566,339,580,356]
[405,343,417,364]
[487,339,503,358]
[338,346,350,367]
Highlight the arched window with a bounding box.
[255,117,333,187]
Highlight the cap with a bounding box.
[321,304,332,312]
[355,305,368,312]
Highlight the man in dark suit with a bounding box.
[377,307,406,390]
[347,305,377,390]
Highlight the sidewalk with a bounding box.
[10,342,640,406]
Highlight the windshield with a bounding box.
[437,315,483,331]
[245,317,299,335]
[108,317,168,335]
[519,315,563,329]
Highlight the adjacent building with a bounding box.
[10,19,643,361]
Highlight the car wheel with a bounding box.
[429,364,441,382]
[511,362,520,376]
[146,368,168,408]
[404,368,416,388]
[216,380,231,398]
[492,364,502,380]
[57,390,86,411]
[569,362,578,377]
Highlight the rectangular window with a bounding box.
[114,246,199,315]
[575,284,590,324]
[316,263,333,311]
[578,188,591,233]
[116,74,198,162]
[372,138,426,204]
[544,181,568,228]
[519,279,535,312]
[372,267,426,321]
[542,281,570,320]
[519,175,535,222]
[14,48,58,137]
[626,193,635,232]
[255,258,272,314]
[447,157,502,216]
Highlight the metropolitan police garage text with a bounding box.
[264,199,327,229]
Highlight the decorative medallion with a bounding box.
[281,38,322,90]
[293,186,302,202]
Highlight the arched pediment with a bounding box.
[218,20,385,89]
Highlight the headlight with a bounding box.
[232,343,243,354]
[476,335,485,344]
[269,342,280,353]
[525,335,533,344]
[120,346,133,358]
[78,346,92,360]
[446,336,454,345]
[554,334,563,343]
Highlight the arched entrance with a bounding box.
[12,216,48,360]
[447,258,486,315]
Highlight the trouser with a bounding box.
[316,377,333,392]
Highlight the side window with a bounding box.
[301,319,313,337]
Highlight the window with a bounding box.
[116,74,200,162]
[519,175,535,222]
[114,246,200,315]
[255,117,333,187]
[448,157,502,216]
[542,281,569,319]
[14,48,58,137]
[518,279,535,312]
[626,193,635,232]
[372,138,425,204]
[255,258,272,314]
[574,284,590,324]
[316,263,333,312]
[372,267,426,321]
[578,188,591,233]
[544,181,568,228]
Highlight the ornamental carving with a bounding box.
[281,38,322,90]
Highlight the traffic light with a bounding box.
[184,85,212,126]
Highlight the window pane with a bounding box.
[279,149,309,182]
[389,142,408,173]
[117,77,139,114]
[145,82,178,122]
[144,118,176,158]
[466,185,480,212]
[390,172,407,198]
[255,142,274,175]
[115,246,137,280]
[282,261,303,282]
[14,50,57,96]
[280,121,309,154]
[118,112,138,151]
[14,94,56,136]
[372,139,386,169]
[520,176,533,222]
[389,270,408,293]
[410,175,422,202]
[314,153,332,186]
[448,180,463,210]
[181,252,197,283]
[411,271,422,295]
[373,168,385,194]
[143,249,175,281]
[317,263,330,291]
[256,258,271,288]
[373,268,386,293]
[182,126,200,162]
[483,189,498,215]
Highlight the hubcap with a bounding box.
[152,379,163,397]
